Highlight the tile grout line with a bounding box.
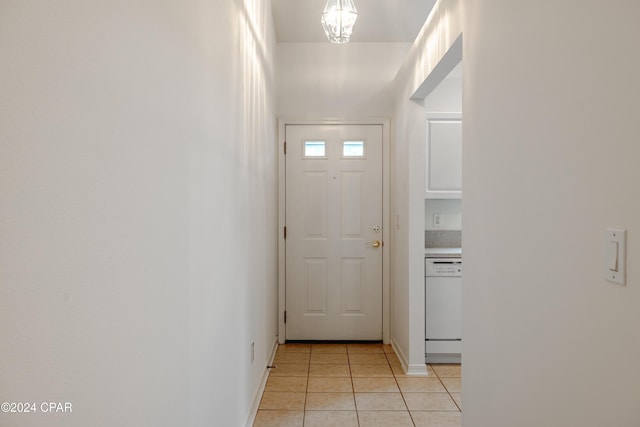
[302,354,309,427]
[389,352,418,427]
[349,355,361,427]
[348,345,360,427]
[433,366,462,413]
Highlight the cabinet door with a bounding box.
[426,115,461,198]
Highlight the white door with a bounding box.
[285,124,383,340]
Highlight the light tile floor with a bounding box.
[253,343,461,427]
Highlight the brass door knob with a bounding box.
[369,240,381,248]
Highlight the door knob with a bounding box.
[369,240,381,248]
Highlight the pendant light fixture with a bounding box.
[321,0,358,44]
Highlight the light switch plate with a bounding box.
[605,228,626,285]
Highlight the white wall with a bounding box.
[423,64,462,112]
[463,2,640,425]
[396,0,640,424]
[391,0,463,373]
[277,42,410,118]
[0,1,277,426]
[425,200,461,231]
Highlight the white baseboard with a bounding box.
[390,337,409,371]
[244,337,279,427]
[406,363,428,376]
[390,337,428,376]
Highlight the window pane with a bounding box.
[343,141,365,157]
[304,141,325,157]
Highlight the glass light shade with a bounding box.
[321,0,358,44]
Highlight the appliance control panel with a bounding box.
[425,259,462,277]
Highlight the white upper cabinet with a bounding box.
[426,113,462,199]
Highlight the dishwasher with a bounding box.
[425,255,462,364]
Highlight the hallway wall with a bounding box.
[391,0,463,373]
[276,42,410,119]
[393,1,640,425]
[463,2,640,425]
[0,1,277,426]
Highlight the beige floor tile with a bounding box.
[402,392,459,411]
[265,376,308,392]
[255,344,462,427]
[347,343,384,353]
[411,411,462,427]
[276,343,311,354]
[269,364,308,377]
[311,344,347,353]
[440,377,461,393]
[388,360,402,370]
[309,364,351,378]
[352,377,399,393]
[385,353,402,366]
[351,364,393,378]
[390,364,409,377]
[253,410,304,427]
[355,392,407,410]
[305,392,356,410]
[348,353,389,365]
[450,392,462,410]
[358,410,414,427]
[396,377,447,393]
[307,377,353,392]
[274,352,311,364]
[431,364,461,378]
[303,410,358,427]
[259,392,306,410]
[310,353,349,365]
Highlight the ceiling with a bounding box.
[271,0,437,43]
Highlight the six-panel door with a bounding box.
[285,124,383,340]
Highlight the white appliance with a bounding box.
[425,252,462,364]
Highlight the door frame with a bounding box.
[277,118,391,344]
